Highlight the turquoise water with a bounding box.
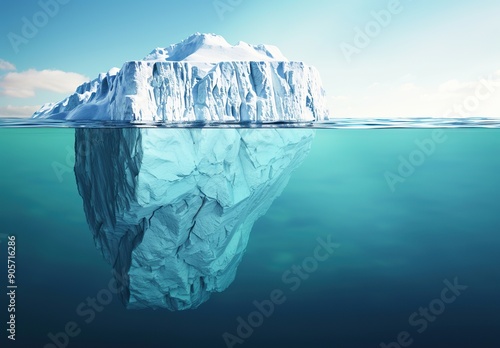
[0,127,499,348]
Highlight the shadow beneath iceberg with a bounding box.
[74,128,314,310]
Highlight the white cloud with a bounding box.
[420,92,453,102]
[331,69,500,118]
[438,79,476,93]
[400,83,421,93]
[0,69,88,98]
[0,59,16,71]
[0,105,40,118]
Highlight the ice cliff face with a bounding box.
[33,33,329,122]
[74,128,314,310]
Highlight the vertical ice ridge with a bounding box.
[146,61,328,123]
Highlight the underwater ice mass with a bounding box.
[74,128,314,310]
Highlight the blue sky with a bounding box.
[1,0,500,117]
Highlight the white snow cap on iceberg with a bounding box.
[144,33,289,63]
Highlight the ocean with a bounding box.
[0,121,499,348]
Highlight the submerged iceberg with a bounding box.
[74,128,314,310]
[33,33,329,122]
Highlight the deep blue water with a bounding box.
[0,128,499,348]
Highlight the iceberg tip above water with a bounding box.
[32,33,329,123]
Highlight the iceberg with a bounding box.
[33,33,329,123]
[49,33,322,310]
[74,128,314,310]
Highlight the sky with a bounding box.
[0,0,500,118]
